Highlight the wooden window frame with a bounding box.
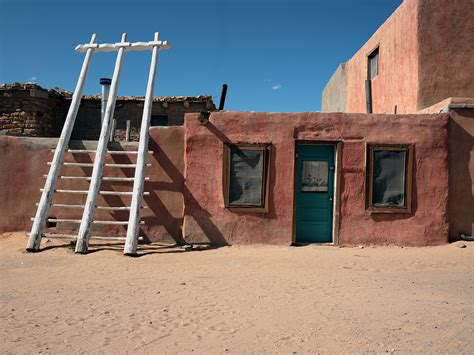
[365,143,413,214]
[223,142,271,213]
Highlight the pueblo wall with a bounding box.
[0,127,185,244]
[344,0,419,114]
[447,108,474,240]
[183,111,449,246]
[417,0,474,110]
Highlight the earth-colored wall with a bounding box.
[0,127,185,244]
[183,111,449,246]
[417,0,474,110]
[344,0,419,114]
[448,109,474,240]
[321,63,347,113]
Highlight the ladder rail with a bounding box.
[75,33,128,254]
[27,34,97,252]
[124,32,161,256]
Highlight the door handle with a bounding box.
[329,197,333,201]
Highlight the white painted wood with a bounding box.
[75,40,171,53]
[27,34,97,252]
[124,32,161,256]
[75,33,128,254]
[52,149,153,154]
[126,120,131,142]
[36,218,144,225]
[42,175,150,181]
[43,233,145,241]
[41,188,150,196]
[109,119,116,142]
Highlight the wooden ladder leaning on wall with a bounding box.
[27,32,171,256]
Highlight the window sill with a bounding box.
[366,207,411,214]
[226,206,269,213]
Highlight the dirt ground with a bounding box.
[0,232,472,354]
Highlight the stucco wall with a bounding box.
[0,127,185,244]
[321,63,347,112]
[344,0,419,114]
[417,0,474,110]
[183,111,449,246]
[448,109,474,240]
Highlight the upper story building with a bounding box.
[321,0,474,114]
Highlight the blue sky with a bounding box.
[0,0,402,112]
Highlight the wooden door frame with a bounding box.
[292,140,341,246]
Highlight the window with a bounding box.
[223,143,271,212]
[368,46,379,80]
[151,115,168,126]
[366,144,413,213]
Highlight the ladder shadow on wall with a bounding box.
[146,136,229,247]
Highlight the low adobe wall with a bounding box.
[183,111,449,246]
[448,108,474,240]
[0,127,185,244]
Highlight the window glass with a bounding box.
[372,150,405,206]
[301,161,328,192]
[229,148,264,206]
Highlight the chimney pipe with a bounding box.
[100,78,112,124]
[218,84,228,111]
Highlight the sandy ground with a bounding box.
[0,232,472,354]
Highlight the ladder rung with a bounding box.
[48,162,94,167]
[36,203,147,210]
[32,218,145,225]
[40,189,150,196]
[41,189,89,194]
[104,163,152,168]
[43,175,150,181]
[92,220,145,225]
[50,203,85,208]
[52,149,153,155]
[42,233,145,241]
[47,162,151,168]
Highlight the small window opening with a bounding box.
[151,115,168,126]
[368,47,379,80]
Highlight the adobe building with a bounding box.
[321,0,473,241]
[0,0,471,250]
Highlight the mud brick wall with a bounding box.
[0,83,67,137]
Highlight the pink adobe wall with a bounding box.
[345,0,419,114]
[417,0,474,110]
[183,111,449,246]
[0,127,185,245]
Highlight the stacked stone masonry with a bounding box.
[0,83,215,140]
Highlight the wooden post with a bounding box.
[125,120,131,142]
[75,33,128,254]
[124,32,160,256]
[109,119,116,142]
[27,34,97,252]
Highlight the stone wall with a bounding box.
[0,83,68,137]
[70,96,212,141]
[1,83,215,141]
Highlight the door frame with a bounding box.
[292,140,342,245]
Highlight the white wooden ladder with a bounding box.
[27,32,171,256]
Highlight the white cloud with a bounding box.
[271,84,282,91]
[264,78,272,83]
[29,76,38,82]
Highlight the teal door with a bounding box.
[295,144,335,243]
